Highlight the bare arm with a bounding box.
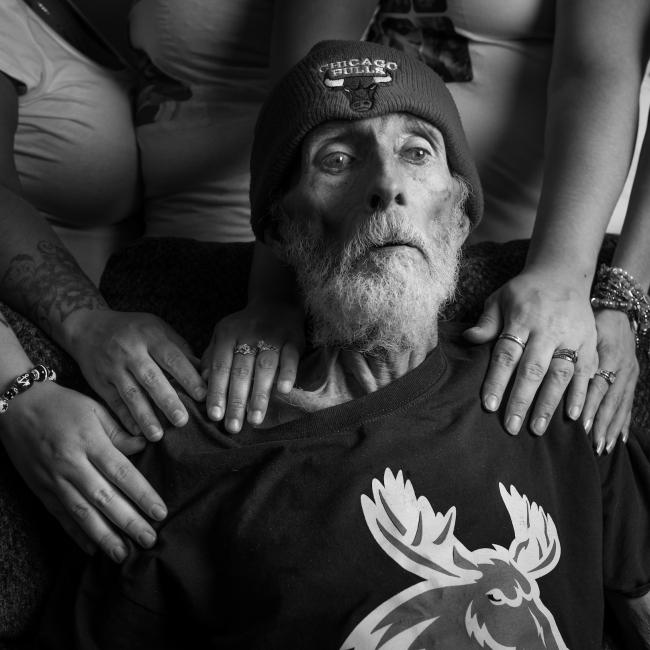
[0,71,204,436]
[466,0,650,446]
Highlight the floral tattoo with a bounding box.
[0,241,107,334]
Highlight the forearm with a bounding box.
[526,74,642,287]
[611,107,650,291]
[526,0,648,288]
[0,312,38,387]
[0,184,107,348]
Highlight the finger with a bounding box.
[277,343,300,394]
[463,298,502,344]
[225,345,258,433]
[205,335,237,421]
[131,360,189,428]
[582,374,609,436]
[622,411,632,444]
[90,447,167,526]
[93,405,147,456]
[248,344,282,425]
[56,478,130,563]
[564,352,597,422]
[503,337,556,435]
[151,341,206,402]
[481,329,528,414]
[603,371,637,454]
[592,379,624,455]
[102,386,141,436]
[528,357,576,436]
[114,373,165,442]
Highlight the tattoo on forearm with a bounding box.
[0,241,107,333]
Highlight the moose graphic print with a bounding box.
[342,469,568,649]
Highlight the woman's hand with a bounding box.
[582,309,638,454]
[0,382,166,562]
[66,310,206,439]
[201,299,304,433]
[463,270,598,435]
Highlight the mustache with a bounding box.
[339,210,431,267]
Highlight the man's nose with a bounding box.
[365,157,406,211]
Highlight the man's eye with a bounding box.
[403,147,431,164]
[320,152,353,172]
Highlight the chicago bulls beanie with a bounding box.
[250,39,483,240]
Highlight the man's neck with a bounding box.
[260,334,438,427]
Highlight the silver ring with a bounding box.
[497,333,527,351]
[233,343,257,356]
[257,339,280,353]
[594,369,617,385]
[552,348,578,364]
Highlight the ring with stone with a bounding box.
[233,343,257,356]
[257,340,280,353]
[594,369,617,386]
[552,348,578,364]
[497,332,527,351]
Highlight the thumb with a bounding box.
[463,300,502,343]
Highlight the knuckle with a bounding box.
[227,397,247,412]
[71,501,91,523]
[492,348,519,368]
[107,462,131,485]
[256,355,277,371]
[122,384,142,404]
[549,365,573,384]
[92,486,115,508]
[161,349,184,369]
[518,361,546,382]
[251,391,269,407]
[210,361,232,374]
[138,367,160,388]
[230,365,252,380]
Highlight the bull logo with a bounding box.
[322,69,393,112]
[342,469,568,650]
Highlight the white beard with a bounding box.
[278,205,466,355]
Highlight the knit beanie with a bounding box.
[250,39,483,240]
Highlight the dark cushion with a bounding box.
[0,235,646,645]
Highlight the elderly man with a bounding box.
[56,41,650,649]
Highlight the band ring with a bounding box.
[257,340,280,353]
[497,333,527,351]
[233,343,257,356]
[552,348,578,364]
[594,369,617,385]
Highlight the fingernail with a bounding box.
[194,386,207,401]
[111,546,127,563]
[506,415,521,435]
[605,439,617,454]
[622,432,629,444]
[595,439,605,456]
[209,406,223,421]
[138,531,156,548]
[147,425,163,441]
[249,410,263,425]
[532,417,547,435]
[484,394,499,412]
[201,369,209,381]
[584,419,593,434]
[150,504,167,521]
[226,418,241,433]
[172,410,187,427]
[569,406,580,420]
[277,380,292,394]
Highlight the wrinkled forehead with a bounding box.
[301,112,446,155]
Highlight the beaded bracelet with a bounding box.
[590,264,650,347]
[0,365,57,414]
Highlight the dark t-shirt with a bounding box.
[70,329,650,649]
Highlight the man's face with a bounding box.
[276,113,469,354]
